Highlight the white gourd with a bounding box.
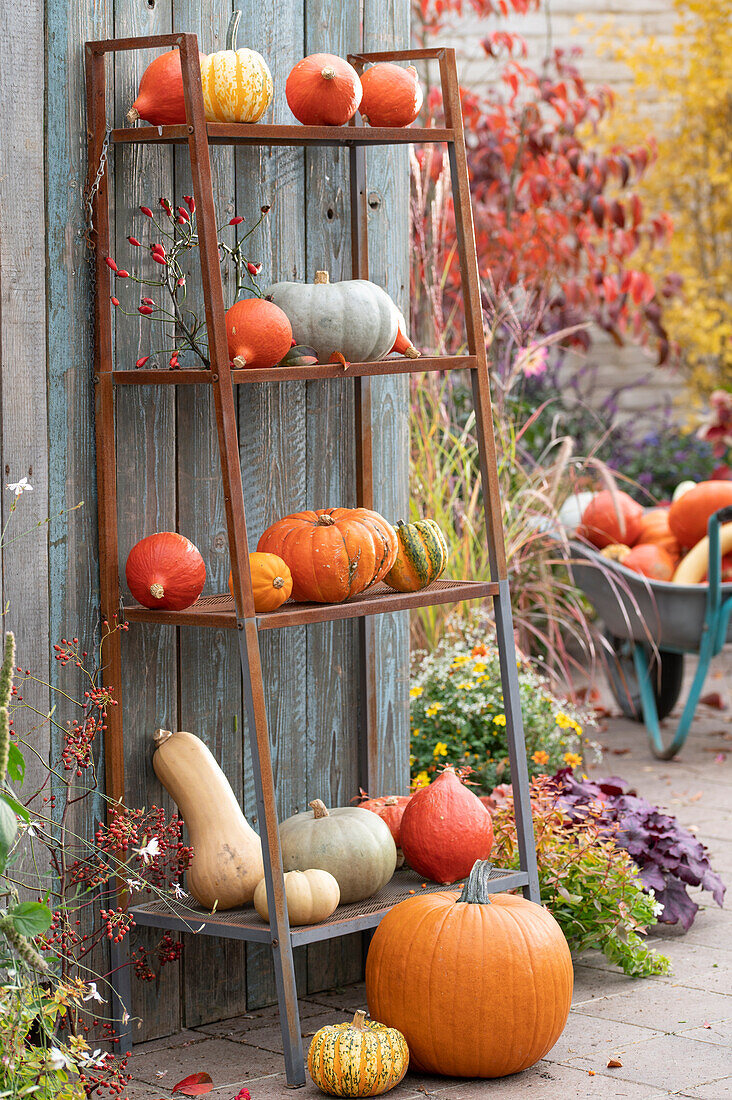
[253,868,341,925]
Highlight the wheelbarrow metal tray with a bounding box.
[568,541,732,653]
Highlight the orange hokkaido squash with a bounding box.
[257,508,397,603]
[636,509,681,562]
[127,48,207,126]
[399,767,493,884]
[360,63,423,127]
[125,532,205,610]
[623,544,675,582]
[668,480,732,550]
[365,860,573,1077]
[225,298,293,369]
[578,490,644,549]
[228,552,293,613]
[286,54,362,126]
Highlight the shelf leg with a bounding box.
[238,620,305,1088]
[109,934,133,1054]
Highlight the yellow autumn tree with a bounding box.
[597,0,732,395]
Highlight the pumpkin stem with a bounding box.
[456,860,495,906]
[316,514,336,527]
[351,1010,367,1030]
[225,8,242,51]
[309,798,330,818]
[153,728,173,747]
[150,583,165,600]
[126,106,141,125]
[321,66,336,81]
[314,270,330,284]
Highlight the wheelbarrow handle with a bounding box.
[710,505,732,527]
[706,506,732,623]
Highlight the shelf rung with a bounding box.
[122,579,498,630]
[111,123,455,148]
[110,356,476,386]
[129,867,528,945]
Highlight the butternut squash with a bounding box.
[672,523,732,584]
[152,729,264,910]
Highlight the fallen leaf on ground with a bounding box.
[688,791,704,801]
[172,1072,213,1096]
[703,1022,711,1029]
[715,753,727,763]
[607,1058,623,1068]
[700,692,726,709]
[610,747,631,755]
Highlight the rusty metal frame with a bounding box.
[85,35,540,1088]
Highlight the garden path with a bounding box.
[123,651,732,1100]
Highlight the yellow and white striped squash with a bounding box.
[307,1010,409,1097]
[384,518,449,592]
[201,11,273,124]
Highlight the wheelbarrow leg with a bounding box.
[633,633,713,760]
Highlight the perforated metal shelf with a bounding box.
[130,866,528,946]
[122,578,498,630]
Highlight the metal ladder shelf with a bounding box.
[85,33,540,1088]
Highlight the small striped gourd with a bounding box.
[307,1010,408,1097]
[201,11,273,124]
[384,519,448,592]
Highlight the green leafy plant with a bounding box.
[491,776,671,977]
[409,628,599,793]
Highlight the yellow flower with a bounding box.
[493,714,507,726]
[410,686,423,698]
[456,681,473,690]
[433,741,449,758]
[563,752,582,769]
[472,662,487,675]
[555,712,582,735]
[532,750,550,766]
[451,655,470,668]
[412,728,420,737]
[413,771,430,789]
[425,702,443,717]
[409,754,416,766]
[475,675,489,684]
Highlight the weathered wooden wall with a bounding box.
[2,0,409,1042]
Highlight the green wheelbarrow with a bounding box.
[568,506,732,760]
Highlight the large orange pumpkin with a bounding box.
[668,480,732,550]
[636,509,681,562]
[286,54,362,126]
[365,860,573,1078]
[257,508,398,603]
[623,544,675,581]
[228,552,293,613]
[225,298,293,370]
[399,767,493,884]
[578,489,644,549]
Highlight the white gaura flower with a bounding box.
[134,836,160,863]
[48,1046,74,1071]
[126,878,145,891]
[78,1049,108,1068]
[6,477,33,497]
[172,881,185,900]
[82,981,105,1005]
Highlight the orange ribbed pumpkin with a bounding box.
[578,490,644,549]
[399,768,493,884]
[127,49,207,126]
[668,480,732,550]
[636,509,681,562]
[257,508,398,603]
[623,544,675,581]
[365,860,573,1078]
[286,54,362,126]
[125,533,205,610]
[225,298,293,369]
[228,552,293,613]
[360,63,423,127]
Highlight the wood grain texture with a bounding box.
[304,0,364,994]
[0,0,50,827]
[172,0,250,1027]
[112,0,181,1042]
[234,0,310,1010]
[362,0,410,796]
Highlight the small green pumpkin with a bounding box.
[308,1009,409,1097]
[384,519,448,592]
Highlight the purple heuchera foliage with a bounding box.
[554,769,726,930]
